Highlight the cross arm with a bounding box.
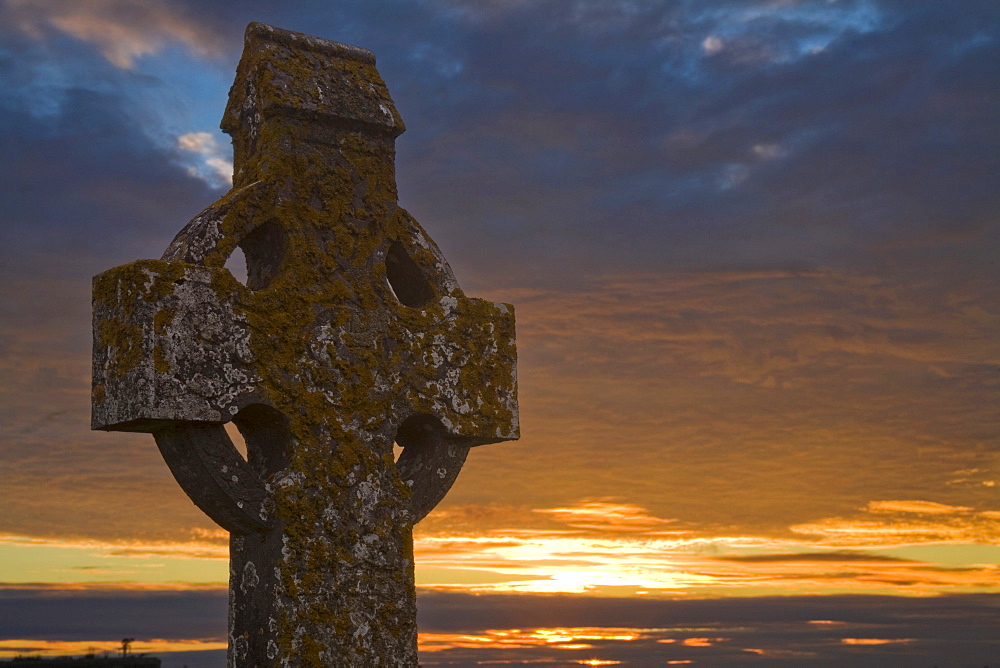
[92,260,260,431]
[92,259,273,533]
[391,295,518,522]
[402,296,519,443]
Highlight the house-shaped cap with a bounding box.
[222,22,405,137]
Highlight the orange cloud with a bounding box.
[7,0,222,69]
[681,637,727,647]
[533,499,681,533]
[7,267,997,569]
[0,582,225,592]
[418,627,659,653]
[0,533,228,560]
[867,500,973,515]
[413,499,1000,597]
[2,497,997,596]
[790,499,1000,548]
[0,638,226,660]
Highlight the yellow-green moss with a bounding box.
[153,345,170,374]
[95,261,193,383]
[153,307,175,335]
[98,319,143,379]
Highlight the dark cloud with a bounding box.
[375,0,1000,286]
[3,0,996,286]
[0,89,219,278]
[0,587,227,641]
[0,2,997,658]
[3,589,997,666]
[416,591,1000,665]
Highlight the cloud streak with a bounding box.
[176,131,233,187]
[0,1,997,661]
[4,589,999,666]
[5,0,223,69]
[413,499,1000,597]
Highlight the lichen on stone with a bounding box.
[92,21,518,667]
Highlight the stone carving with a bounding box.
[92,22,518,666]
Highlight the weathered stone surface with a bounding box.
[92,22,518,666]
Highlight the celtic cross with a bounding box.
[92,23,518,666]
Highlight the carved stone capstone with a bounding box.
[92,22,518,666]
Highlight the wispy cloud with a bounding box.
[419,627,652,652]
[414,499,1000,597]
[866,500,974,515]
[840,637,913,646]
[0,532,228,560]
[791,499,1000,548]
[5,0,222,69]
[0,4,997,644]
[2,496,995,596]
[533,499,681,534]
[0,532,228,588]
[177,131,233,187]
[439,270,1000,546]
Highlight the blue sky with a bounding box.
[1,0,998,665]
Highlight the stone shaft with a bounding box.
[92,22,518,666]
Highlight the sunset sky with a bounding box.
[1,0,998,665]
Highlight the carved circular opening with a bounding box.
[393,413,439,466]
[393,413,471,524]
[224,246,249,286]
[230,404,293,479]
[385,240,434,308]
[223,220,287,290]
[395,413,439,444]
[224,422,248,461]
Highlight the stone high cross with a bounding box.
[92,23,518,666]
